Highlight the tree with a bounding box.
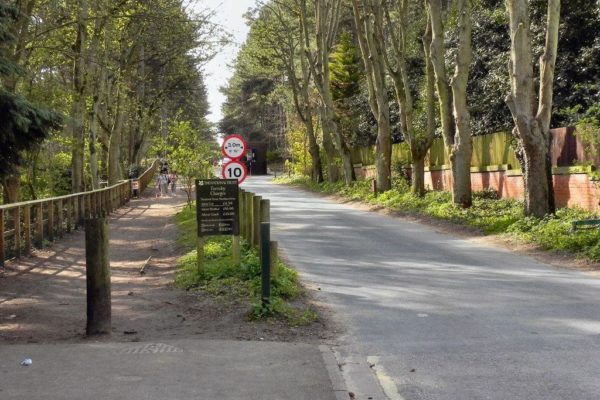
[376,0,435,196]
[0,3,61,203]
[300,0,355,184]
[163,120,218,207]
[351,0,392,192]
[505,0,560,217]
[426,0,473,207]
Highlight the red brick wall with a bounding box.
[354,165,599,212]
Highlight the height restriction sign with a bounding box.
[221,134,247,160]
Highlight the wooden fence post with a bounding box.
[85,216,111,335]
[0,210,4,266]
[239,189,246,240]
[56,199,63,237]
[246,192,253,244]
[35,203,43,248]
[13,207,21,258]
[66,198,72,233]
[23,205,31,255]
[252,195,262,248]
[47,201,55,242]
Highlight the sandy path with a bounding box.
[0,189,204,343]
[0,188,332,345]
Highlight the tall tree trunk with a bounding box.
[321,113,338,182]
[427,0,473,207]
[414,9,437,197]
[71,0,88,193]
[2,176,21,204]
[449,0,472,207]
[108,89,124,185]
[351,0,392,191]
[300,0,354,184]
[505,0,560,217]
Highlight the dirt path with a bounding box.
[0,189,332,345]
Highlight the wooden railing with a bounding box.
[0,160,159,266]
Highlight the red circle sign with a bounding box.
[221,134,247,160]
[222,160,248,183]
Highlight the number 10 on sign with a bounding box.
[222,160,248,183]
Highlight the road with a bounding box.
[244,176,600,400]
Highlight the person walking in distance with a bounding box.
[169,171,178,195]
[156,171,169,197]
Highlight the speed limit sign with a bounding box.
[221,134,247,160]
[222,160,248,183]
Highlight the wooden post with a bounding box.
[270,240,279,278]
[239,189,246,240]
[13,207,21,258]
[246,192,253,244]
[85,193,91,219]
[260,199,270,225]
[232,235,240,266]
[23,205,31,255]
[73,196,79,229]
[35,204,43,248]
[0,210,4,267]
[47,201,55,242]
[196,237,204,275]
[85,216,111,335]
[252,195,262,248]
[56,199,63,237]
[66,198,72,233]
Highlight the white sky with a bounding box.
[191,0,258,125]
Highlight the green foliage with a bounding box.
[276,176,600,261]
[174,202,316,325]
[0,3,62,179]
[161,119,219,206]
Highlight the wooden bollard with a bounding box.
[252,195,262,248]
[239,189,246,240]
[85,216,111,335]
[246,192,254,244]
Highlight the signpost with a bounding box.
[222,160,248,183]
[196,179,239,236]
[195,178,240,273]
[195,134,249,274]
[221,134,247,160]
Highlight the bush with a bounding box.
[174,203,317,325]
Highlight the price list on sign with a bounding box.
[196,179,239,236]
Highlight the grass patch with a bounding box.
[174,203,317,326]
[275,175,600,262]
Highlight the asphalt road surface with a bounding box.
[244,176,600,400]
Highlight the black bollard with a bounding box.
[260,222,271,306]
